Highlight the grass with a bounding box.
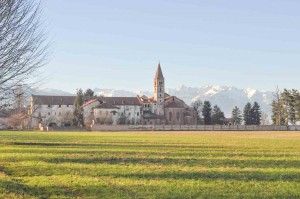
[0,131,300,198]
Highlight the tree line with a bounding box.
[192,100,262,125]
[271,88,300,125]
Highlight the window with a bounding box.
[137,112,139,116]
[59,105,61,108]
[48,112,50,116]
[128,113,131,116]
[160,88,162,92]
[177,112,180,121]
[48,105,51,108]
[67,105,69,107]
[169,112,172,120]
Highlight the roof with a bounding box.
[97,97,141,106]
[164,101,185,109]
[32,95,141,106]
[32,95,76,106]
[94,103,119,109]
[81,99,100,107]
[155,63,164,79]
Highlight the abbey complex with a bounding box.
[28,64,197,128]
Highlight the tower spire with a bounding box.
[155,62,164,79]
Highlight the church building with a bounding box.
[138,63,197,125]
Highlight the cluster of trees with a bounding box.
[242,102,262,125]
[192,101,225,125]
[192,100,262,125]
[272,88,300,125]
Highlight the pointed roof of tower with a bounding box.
[155,62,164,79]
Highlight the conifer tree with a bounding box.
[73,89,85,126]
[202,101,212,125]
[243,102,252,125]
[84,88,95,97]
[231,106,242,125]
[212,105,225,125]
[251,101,262,125]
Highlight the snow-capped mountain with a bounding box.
[33,88,74,96]
[166,85,273,117]
[33,86,273,117]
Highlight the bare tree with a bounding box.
[0,0,48,110]
[191,99,203,124]
[261,112,270,125]
[7,111,28,129]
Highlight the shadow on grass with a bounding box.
[103,170,300,182]
[46,156,300,169]
[0,179,78,198]
[11,141,235,150]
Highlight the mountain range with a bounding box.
[34,85,274,118]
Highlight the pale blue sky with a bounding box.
[41,0,300,92]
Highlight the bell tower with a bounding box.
[154,62,165,104]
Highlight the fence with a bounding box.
[91,125,300,132]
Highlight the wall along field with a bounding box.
[0,131,300,198]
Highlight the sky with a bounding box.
[41,0,300,92]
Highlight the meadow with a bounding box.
[0,131,299,198]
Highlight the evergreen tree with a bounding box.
[251,101,261,125]
[243,102,252,125]
[73,89,85,126]
[191,99,203,124]
[231,106,242,125]
[212,105,225,125]
[84,88,95,97]
[202,101,212,125]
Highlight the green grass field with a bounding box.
[0,131,300,198]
